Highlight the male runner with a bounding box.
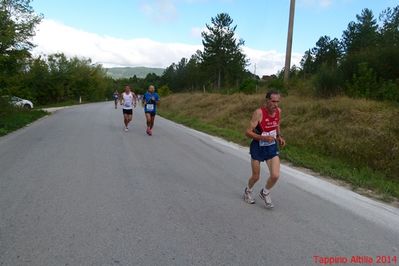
[243,90,286,208]
[113,90,119,109]
[120,85,137,132]
[143,85,160,136]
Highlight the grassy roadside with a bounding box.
[35,100,81,109]
[159,93,399,203]
[0,107,48,137]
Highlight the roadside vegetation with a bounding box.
[0,98,47,136]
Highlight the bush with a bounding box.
[239,79,257,94]
[346,62,378,99]
[376,79,399,102]
[158,85,172,97]
[0,96,13,113]
[267,77,287,95]
[313,64,342,97]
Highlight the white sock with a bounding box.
[263,188,270,195]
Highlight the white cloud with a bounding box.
[299,0,333,8]
[139,0,178,22]
[32,19,301,76]
[32,19,200,68]
[244,47,302,77]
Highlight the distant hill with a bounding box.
[105,67,165,79]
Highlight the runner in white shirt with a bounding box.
[119,85,137,132]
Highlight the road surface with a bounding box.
[1,102,398,265]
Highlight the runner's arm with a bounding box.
[153,94,160,107]
[276,108,286,147]
[245,109,274,142]
[133,93,137,107]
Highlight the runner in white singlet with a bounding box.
[120,85,137,132]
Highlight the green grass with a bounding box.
[160,110,248,144]
[35,100,81,109]
[281,145,399,201]
[0,108,48,136]
[159,93,399,202]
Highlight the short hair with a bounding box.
[265,90,279,99]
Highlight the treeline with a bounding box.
[157,5,399,103]
[1,51,115,105]
[112,73,161,96]
[295,5,399,101]
[0,0,114,105]
[23,54,114,104]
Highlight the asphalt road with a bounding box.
[1,102,398,266]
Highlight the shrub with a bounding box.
[239,79,256,94]
[0,96,12,114]
[313,64,342,97]
[376,79,399,102]
[345,62,378,99]
[158,85,172,97]
[267,77,287,95]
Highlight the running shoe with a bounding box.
[243,187,255,204]
[124,127,128,132]
[148,129,152,136]
[259,188,274,209]
[146,127,151,135]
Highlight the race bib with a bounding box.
[124,102,132,108]
[259,130,276,147]
[146,104,154,111]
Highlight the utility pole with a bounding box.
[284,0,296,84]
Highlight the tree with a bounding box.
[298,5,399,102]
[24,56,50,103]
[376,6,399,81]
[300,49,315,76]
[340,9,379,85]
[379,6,399,46]
[0,0,42,93]
[312,36,341,69]
[342,8,378,54]
[185,52,203,90]
[300,36,341,77]
[200,13,247,89]
[161,63,177,90]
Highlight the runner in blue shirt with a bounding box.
[143,85,160,136]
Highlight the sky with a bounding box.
[30,0,397,76]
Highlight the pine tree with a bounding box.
[200,13,247,89]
